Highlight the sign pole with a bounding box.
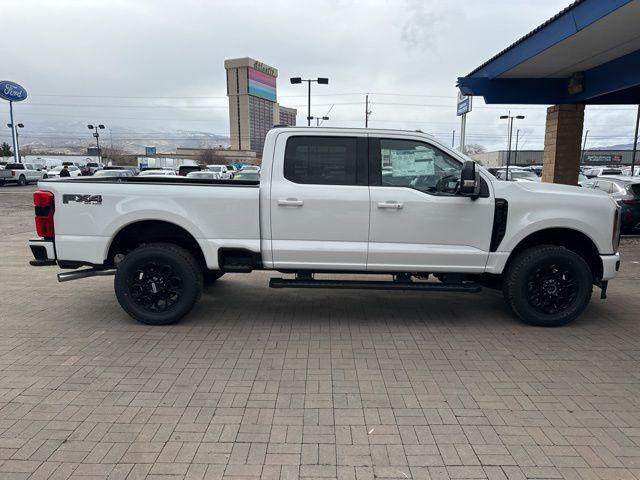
[631,104,639,176]
[460,114,466,153]
[9,101,19,163]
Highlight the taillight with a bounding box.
[11,170,15,177]
[34,190,55,238]
[622,195,639,205]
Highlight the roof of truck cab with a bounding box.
[272,126,439,139]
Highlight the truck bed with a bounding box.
[37,177,261,269]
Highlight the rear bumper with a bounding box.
[601,253,620,281]
[29,239,56,266]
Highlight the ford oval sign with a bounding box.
[0,81,28,102]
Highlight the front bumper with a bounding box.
[601,253,620,281]
[29,239,56,266]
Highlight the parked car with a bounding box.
[621,165,640,176]
[1,163,48,186]
[239,165,261,173]
[103,165,140,176]
[84,162,102,175]
[47,165,82,178]
[186,171,221,180]
[206,165,234,179]
[233,171,260,181]
[494,168,541,182]
[522,165,543,176]
[93,169,133,178]
[582,176,640,234]
[29,127,621,328]
[178,165,203,176]
[583,166,623,178]
[137,169,177,177]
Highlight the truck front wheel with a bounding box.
[503,245,592,327]
[114,243,203,325]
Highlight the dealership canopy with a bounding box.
[457,0,640,105]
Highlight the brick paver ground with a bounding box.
[1,185,639,480]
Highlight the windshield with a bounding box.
[139,170,167,176]
[208,166,222,172]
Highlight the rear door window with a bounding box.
[284,136,358,185]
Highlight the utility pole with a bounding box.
[631,105,639,176]
[500,112,525,177]
[580,129,590,165]
[365,94,372,128]
[451,130,455,148]
[514,129,520,166]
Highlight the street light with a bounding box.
[499,113,525,177]
[290,77,329,126]
[88,124,105,165]
[309,115,329,126]
[7,123,24,162]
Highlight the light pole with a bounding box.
[499,113,525,177]
[580,129,590,166]
[309,115,329,126]
[88,124,105,165]
[7,123,24,162]
[290,77,329,126]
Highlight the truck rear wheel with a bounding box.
[18,175,26,186]
[114,243,203,325]
[503,245,592,327]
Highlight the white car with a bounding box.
[29,127,620,328]
[137,169,177,177]
[239,165,261,174]
[46,165,82,178]
[206,165,234,179]
[583,166,623,178]
[494,168,541,182]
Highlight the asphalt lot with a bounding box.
[1,184,640,480]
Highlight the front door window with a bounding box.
[380,139,462,195]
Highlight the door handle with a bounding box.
[377,201,403,210]
[278,198,304,207]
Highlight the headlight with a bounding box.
[612,206,621,252]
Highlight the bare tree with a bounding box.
[198,149,218,165]
[464,143,487,155]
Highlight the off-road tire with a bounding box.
[115,242,203,325]
[503,245,593,327]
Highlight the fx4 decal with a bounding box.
[62,194,103,205]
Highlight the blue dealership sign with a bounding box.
[0,80,27,102]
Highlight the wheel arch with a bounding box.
[106,219,207,271]
[506,227,603,280]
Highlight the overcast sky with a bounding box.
[2,0,638,151]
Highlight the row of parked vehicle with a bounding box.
[91,164,262,181]
[0,161,103,186]
[0,160,262,186]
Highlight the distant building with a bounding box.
[472,149,635,167]
[225,57,297,156]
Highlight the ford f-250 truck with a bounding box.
[29,127,621,327]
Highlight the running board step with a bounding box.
[269,278,481,292]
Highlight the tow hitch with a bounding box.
[600,280,608,299]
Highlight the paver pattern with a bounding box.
[1,185,639,479]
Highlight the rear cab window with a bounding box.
[284,136,365,186]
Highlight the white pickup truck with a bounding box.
[29,127,621,327]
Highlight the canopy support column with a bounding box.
[541,104,585,185]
